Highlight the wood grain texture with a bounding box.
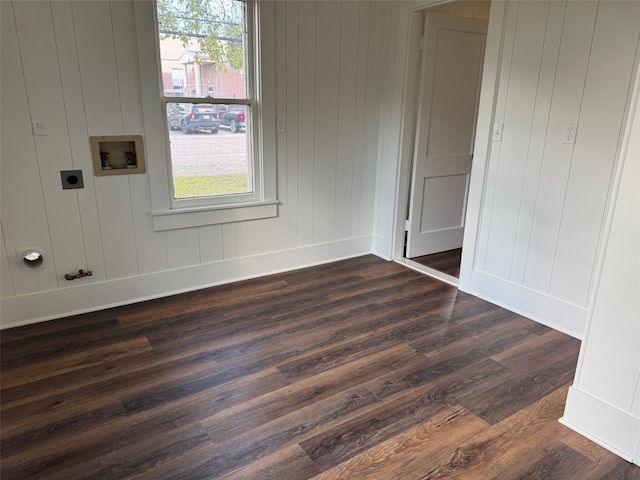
[1,255,637,479]
[411,248,462,278]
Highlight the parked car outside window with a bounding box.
[168,103,220,134]
[215,105,246,133]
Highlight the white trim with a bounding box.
[372,234,392,261]
[134,0,278,227]
[468,269,586,339]
[388,1,507,288]
[394,257,458,287]
[561,386,640,463]
[390,4,434,262]
[0,236,374,330]
[151,200,278,231]
[458,0,508,292]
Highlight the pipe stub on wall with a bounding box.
[22,250,44,268]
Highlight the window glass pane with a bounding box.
[157,0,246,99]
[167,102,252,199]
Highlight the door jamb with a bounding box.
[391,0,509,292]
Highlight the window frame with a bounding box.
[134,0,278,232]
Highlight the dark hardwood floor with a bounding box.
[1,255,638,479]
[411,248,462,278]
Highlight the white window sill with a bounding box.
[151,200,278,231]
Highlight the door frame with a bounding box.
[390,0,509,292]
[406,11,487,261]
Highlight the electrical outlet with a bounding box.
[492,122,504,141]
[60,170,84,189]
[277,116,285,133]
[563,123,578,144]
[31,115,48,136]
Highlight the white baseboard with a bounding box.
[465,270,587,339]
[371,234,392,261]
[561,386,640,464]
[0,236,373,330]
[394,258,459,287]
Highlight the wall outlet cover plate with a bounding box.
[61,170,84,189]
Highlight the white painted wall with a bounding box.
[469,0,639,338]
[371,0,639,338]
[0,0,390,328]
[466,0,640,338]
[561,67,640,464]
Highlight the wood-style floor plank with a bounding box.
[411,248,462,278]
[1,255,637,479]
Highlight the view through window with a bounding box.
[156,0,254,202]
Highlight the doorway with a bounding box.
[402,1,490,285]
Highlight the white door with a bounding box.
[406,13,487,258]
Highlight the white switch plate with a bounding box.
[563,123,578,144]
[492,122,504,141]
[276,116,285,133]
[31,114,48,136]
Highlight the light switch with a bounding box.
[277,116,285,133]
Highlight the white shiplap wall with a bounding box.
[469,0,640,337]
[0,0,389,328]
[561,75,640,464]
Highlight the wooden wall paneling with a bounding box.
[563,88,640,453]
[285,1,300,248]
[222,223,237,260]
[166,229,200,270]
[633,379,640,418]
[523,2,597,294]
[508,1,566,285]
[550,1,640,307]
[482,1,549,280]
[223,1,277,260]
[72,1,121,141]
[198,225,224,265]
[334,1,360,241]
[358,1,386,237]
[0,222,15,298]
[312,1,341,245]
[475,1,519,271]
[72,0,139,280]
[270,0,288,251]
[110,0,168,275]
[0,1,58,296]
[297,1,317,246]
[50,1,107,284]
[13,1,89,289]
[370,1,400,258]
[133,0,172,214]
[349,1,370,238]
[235,219,271,258]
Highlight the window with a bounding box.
[156,0,261,207]
[136,0,277,231]
[171,68,184,95]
